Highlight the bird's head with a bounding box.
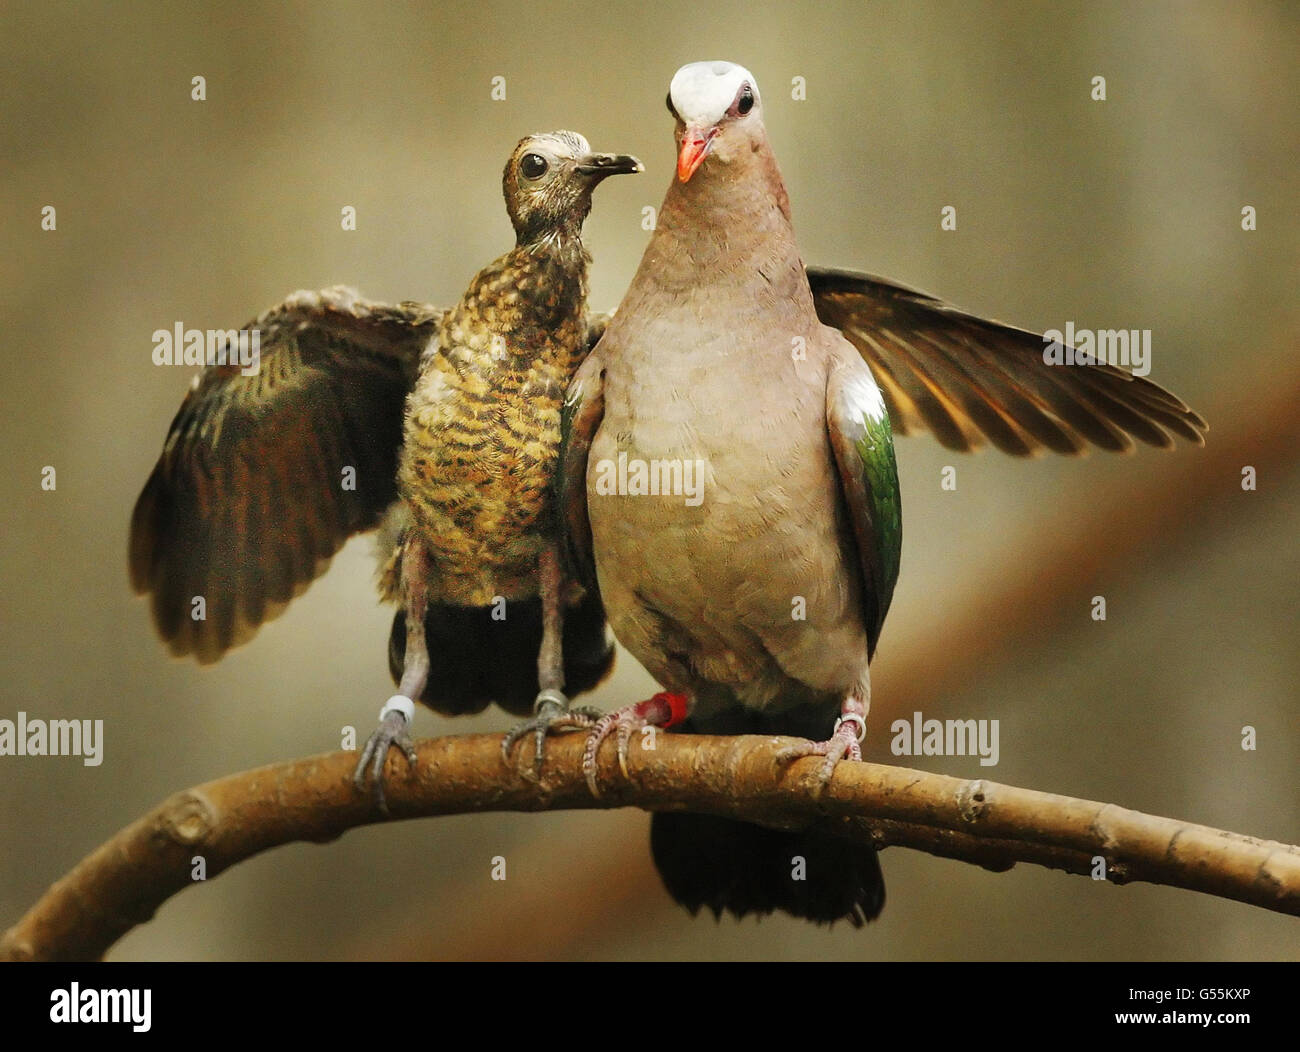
[503,131,643,246]
[667,61,763,183]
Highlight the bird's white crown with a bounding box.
[669,61,759,125]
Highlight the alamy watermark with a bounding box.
[50,984,150,1031]
[891,711,999,767]
[1042,322,1151,376]
[152,322,261,376]
[0,712,103,766]
[592,451,708,507]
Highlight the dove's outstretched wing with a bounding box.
[809,267,1207,456]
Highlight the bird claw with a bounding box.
[581,693,685,798]
[775,717,864,796]
[352,709,418,815]
[582,708,644,797]
[501,691,602,775]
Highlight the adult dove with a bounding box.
[559,62,1206,924]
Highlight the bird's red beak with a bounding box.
[677,125,716,182]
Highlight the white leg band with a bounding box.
[835,713,867,743]
[379,695,415,723]
[533,688,567,714]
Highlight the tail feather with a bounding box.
[650,811,884,926]
[388,590,614,717]
[650,706,885,925]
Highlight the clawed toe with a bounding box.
[581,712,626,797]
[502,690,599,774]
[775,714,866,794]
[352,697,418,814]
[581,692,688,798]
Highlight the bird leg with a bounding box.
[582,691,690,797]
[775,683,870,795]
[352,537,430,812]
[501,545,603,773]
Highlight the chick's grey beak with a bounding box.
[576,152,644,178]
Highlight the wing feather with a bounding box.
[129,287,443,662]
[825,358,902,660]
[809,266,1207,455]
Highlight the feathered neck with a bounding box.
[639,128,805,298]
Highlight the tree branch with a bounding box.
[3,732,1296,960]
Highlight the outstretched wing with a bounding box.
[129,287,443,663]
[826,358,902,661]
[808,267,1207,456]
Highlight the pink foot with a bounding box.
[582,692,689,797]
[775,712,866,789]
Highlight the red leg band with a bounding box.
[652,691,690,729]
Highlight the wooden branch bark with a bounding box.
[3,732,1297,960]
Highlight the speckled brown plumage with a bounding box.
[357,131,642,799]
[130,288,440,663]
[129,134,641,775]
[394,241,592,607]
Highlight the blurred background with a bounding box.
[1,0,1296,960]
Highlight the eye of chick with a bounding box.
[520,153,549,179]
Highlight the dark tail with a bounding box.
[650,812,884,926]
[650,706,885,925]
[387,590,614,718]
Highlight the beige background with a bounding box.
[1,0,1297,959]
